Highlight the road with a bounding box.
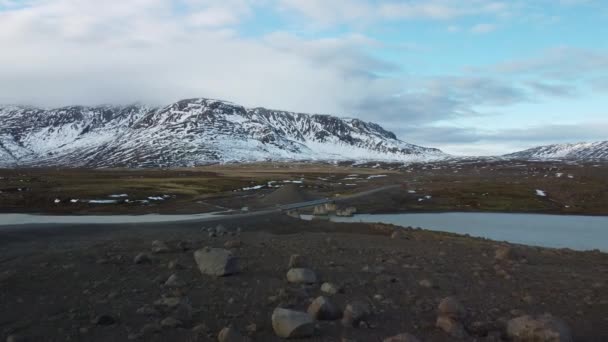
[0,185,400,228]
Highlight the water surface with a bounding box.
[307,212,608,251]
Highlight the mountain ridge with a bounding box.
[504,141,608,161]
[0,98,446,167]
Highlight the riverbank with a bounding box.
[1,214,606,341]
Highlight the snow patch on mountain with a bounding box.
[504,141,608,161]
[0,98,447,167]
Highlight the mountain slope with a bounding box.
[0,98,446,167]
[504,141,608,161]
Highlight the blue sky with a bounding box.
[0,0,607,155]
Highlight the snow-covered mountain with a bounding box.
[0,98,447,167]
[504,141,608,161]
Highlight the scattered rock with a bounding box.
[92,314,116,326]
[391,230,408,239]
[495,245,513,261]
[418,279,433,288]
[167,259,183,270]
[341,301,371,327]
[154,297,182,308]
[507,314,573,342]
[271,308,315,339]
[245,323,257,335]
[436,315,467,339]
[164,273,185,287]
[436,297,467,339]
[140,323,162,335]
[383,333,422,342]
[6,335,28,342]
[177,241,191,251]
[136,305,159,316]
[134,253,152,264]
[286,268,317,284]
[288,254,308,268]
[218,326,251,342]
[307,296,342,320]
[438,297,466,320]
[151,240,170,254]
[173,302,193,322]
[192,323,209,334]
[224,240,243,249]
[193,247,239,277]
[160,317,182,328]
[320,282,340,295]
[215,224,228,235]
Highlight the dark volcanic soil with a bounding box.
[1,215,606,341]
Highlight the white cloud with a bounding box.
[470,23,496,34]
[277,0,511,26]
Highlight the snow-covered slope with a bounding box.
[504,141,608,161]
[0,98,447,167]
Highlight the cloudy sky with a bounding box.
[1,0,607,155]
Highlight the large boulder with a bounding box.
[151,240,170,254]
[271,308,314,339]
[307,296,342,321]
[286,268,317,284]
[506,314,573,342]
[193,248,238,277]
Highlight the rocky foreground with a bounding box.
[0,215,607,341]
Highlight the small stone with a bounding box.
[418,279,433,288]
[92,314,116,326]
[192,323,209,334]
[194,247,239,277]
[383,333,421,342]
[6,335,28,342]
[245,323,257,334]
[271,308,314,339]
[436,316,467,339]
[160,317,182,328]
[286,268,317,284]
[134,253,152,264]
[321,282,340,295]
[173,302,193,322]
[136,305,159,316]
[154,297,182,308]
[177,241,191,251]
[342,301,371,327]
[140,323,162,335]
[438,297,466,320]
[507,314,573,342]
[151,240,170,254]
[164,273,185,287]
[391,231,407,239]
[224,240,243,249]
[288,254,308,268]
[168,259,184,270]
[495,245,513,261]
[218,326,251,342]
[307,296,342,320]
